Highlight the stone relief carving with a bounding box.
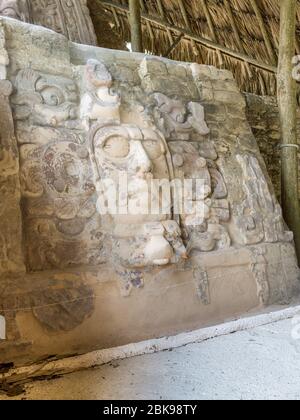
[12,69,78,128]
[1,19,300,356]
[236,154,293,246]
[0,0,21,20]
[152,93,210,140]
[4,48,296,300]
[149,86,231,255]
[88,122,187,270]
[80,59,120,129]
[0,0,97,45]
[11,67,103,271]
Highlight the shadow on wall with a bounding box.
[87,0,128,51]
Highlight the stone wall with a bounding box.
[245,93,300,201]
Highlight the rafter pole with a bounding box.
[139,0,155,48]
[164,32,185,57]
[156,0,173,45]
[224,0,252,78]
[250,0,277,65]
[277,0,300,263]
[129,0,143,52]
[177,0,199,56]
[102,0,277,73]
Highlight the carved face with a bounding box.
[91,123,171,225]
[86,59,112,89]
[0,0,20,19]
[89,123,187,268]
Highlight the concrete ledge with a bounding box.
[1,303,300,386]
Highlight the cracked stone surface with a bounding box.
[1,318,300,400]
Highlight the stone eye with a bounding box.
[103,136,130,159]
[143,140,163,160]
[40,86,65,106]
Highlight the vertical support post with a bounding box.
[129,0,143,52]
[277,0,300,263]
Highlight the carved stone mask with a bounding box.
[90,123,171,223]
[89,123,186,269]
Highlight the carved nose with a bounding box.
[133,141,153,175]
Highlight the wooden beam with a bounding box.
[102,0,277,73]
[164,32,185,57]
[277,0,300,263]
[250,0,277,65]
[129,0,143,52]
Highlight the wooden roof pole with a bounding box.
[156,0,174,45]
[224,0,244,54]
[199,0,223,65]
[249,0,277,65]
[102,0,276,73]
[139,0,155,49]
[277,0,300,263]
[224,0,252,78]
[177,0,199,56]
[129,0,143,52]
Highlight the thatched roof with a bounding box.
[95,0,300,96]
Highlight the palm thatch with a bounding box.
[95,0,300,96]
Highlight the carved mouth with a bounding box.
[153,258,170,266]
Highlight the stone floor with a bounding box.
[1,318,300,400]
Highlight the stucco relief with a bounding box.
[0,0,21,20]
[11,67,103,271]
[236,154,293,245]
[84,61,188,292]
[0,0,97,45]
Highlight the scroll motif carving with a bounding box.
[150,88,231,254]
[12,67,102,271]
[12,69,78,127]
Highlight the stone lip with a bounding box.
[1,302,300,386]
